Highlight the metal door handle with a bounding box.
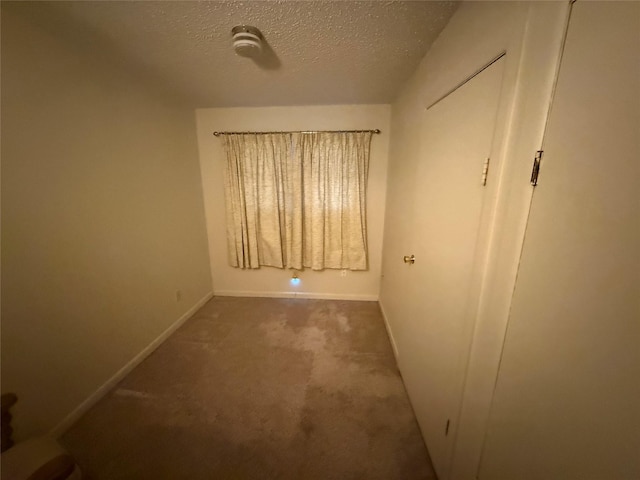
[403,255,415,264]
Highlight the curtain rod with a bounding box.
[213,129,380,136]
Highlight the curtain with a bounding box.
[222,131,372,270]
[222,133,296,269]
[299,132,371,270]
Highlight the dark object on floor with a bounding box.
[1,394,82,480]
[2,393,18,452]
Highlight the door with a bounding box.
[399,57,506,479]
[479,2,640,479]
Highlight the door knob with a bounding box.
[403,255,415,264]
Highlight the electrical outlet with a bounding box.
[176,290,182,302]
[341,269,347,277]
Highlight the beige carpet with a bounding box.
[62,296,435,479]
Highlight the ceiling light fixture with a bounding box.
[231,25,263,58]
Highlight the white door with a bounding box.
[399,57,506,479]
[479,3,640,479]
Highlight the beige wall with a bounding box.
[196,105,390,301]
[1,7,212,440]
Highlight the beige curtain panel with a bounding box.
[221,131,372,270]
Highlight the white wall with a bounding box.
[380,2,572,479]
[479,3,640,478]
[1,6,212,440]
[196,105,390,301]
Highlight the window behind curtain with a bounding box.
[221,131,372,270]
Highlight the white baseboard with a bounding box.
[50,291,214,438]
[213,290,378,302]
[378,299,400,362]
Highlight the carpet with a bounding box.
[61,296,435,479]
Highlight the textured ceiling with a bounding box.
[8,1,459,107]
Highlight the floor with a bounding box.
[61,296,435,479]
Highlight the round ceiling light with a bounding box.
[231,25,263,58]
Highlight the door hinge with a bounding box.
[530,150,543,186]
[445,419,451,436]
[481,157,490,186]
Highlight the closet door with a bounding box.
[480,2,640,479]
[400,57,505,480]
